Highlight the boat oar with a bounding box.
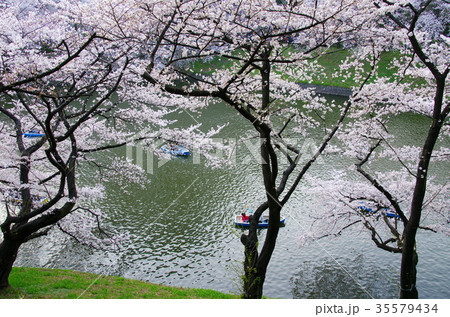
[244,206,254,214]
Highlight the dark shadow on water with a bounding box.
[291,254,399,299]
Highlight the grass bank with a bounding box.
[0,267,238,299]
[190,47,424,89]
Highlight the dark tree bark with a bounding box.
[0,238,22,289]
[241,139,282,298]
[400,74,448,299]
[240,49,283,298]
[0,180,77,290]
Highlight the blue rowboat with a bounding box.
[234,215,286,228]
[358,206,401,219]
[23,130,44,138]
[161,145,190,156]
[385,211,401,219]
[358,206,377,214]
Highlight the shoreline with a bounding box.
[1,266,238,299]
[297,83,353,97]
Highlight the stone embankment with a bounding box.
[297,83,353,97]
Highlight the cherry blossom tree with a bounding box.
[4,0,446,300]
[0,0,226,289]
[303,0,449,299]
[0,0,130,289]
[100,0,376,298]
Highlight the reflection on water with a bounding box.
[14,97,450,298]
[291,252,399,299]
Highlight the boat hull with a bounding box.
[234,215,285,228]
[161,145,190,156]
[358,206,401,219]
[23,131,44,138]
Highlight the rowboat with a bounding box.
[3,191,49,206]
[23,130,44,138]
[358,206,401,219]
[234,215,286,228]
[161,145,190,156]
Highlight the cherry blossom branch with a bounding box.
[376,132,417,178]
[363,219,402,253]
[355,139,409,224]
[0,33,98,93]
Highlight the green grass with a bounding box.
[309,49,425,88]
[189,46,426,89]
[311,48,355,87]
[0,267,239,299]
[278,48,421,88]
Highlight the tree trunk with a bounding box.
[241,49,283,299]
[399,133,435,299]
[0,238,21,290]
[400,75,446,299]
[241,224,262,299]
[241,201,281,299]
[241,229,274,298]
[400,247,419,299]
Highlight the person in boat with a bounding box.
[241,212,249,222]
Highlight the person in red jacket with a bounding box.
[241,213,249,222]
